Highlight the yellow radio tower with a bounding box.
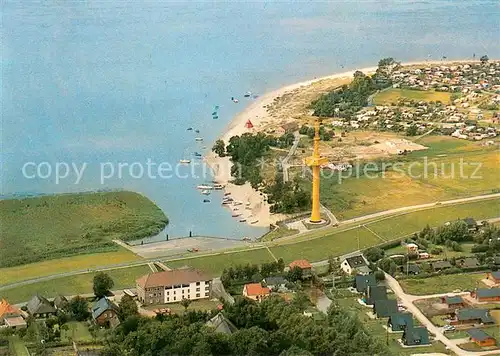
[305,118,328,223]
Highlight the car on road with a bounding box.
[443,325,455,331]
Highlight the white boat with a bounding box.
[179,159,191,164]
[201,189,211,195]
[234,201,243,206]
[245,201,251,206]
[195,137,203,141]
[197,184,213,190]
[213,183,224,190]
[250,219,259,224]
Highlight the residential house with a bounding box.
[431,260,452,272]
[276,122,299,136]
[441,295,466,309]
[354,274,377,293]
[27,295,56,318]
[402,326,430,346]
[373,299,398,318]
[487,271,500,285]
[467,329,496,347]
[462,217,478,231]
[289,259,312,278]
[473,288,500,302]
[451,308,495,325]
[92,297,119,327]
[341,255,370,275]
[0,299,26,329]
[136,268,211,305]
[387,312,413,332]
[205,313,238,334]
[459,257,480,269]
[365,285,387,305]
[402,264,421,275]
[242,283,270,302]
[53,295,69,311]
[262,276,288,291]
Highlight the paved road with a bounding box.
[385,273,500,356]
[282,131,301,183]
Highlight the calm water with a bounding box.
[2,1,499,240]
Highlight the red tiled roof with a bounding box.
[136,268,210,289]
[244,283,270,296]
[289,259,312,269]
[0,299,22,319]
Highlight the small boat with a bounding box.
[213,115,219,119]
[233,207,239,211]
[193,152,202,157]
[224,192,231,196]
[187,127,193,131]
[197,184,213,190]
[213,183,224,190]
[195,137,203,141]
[231,96,239,103]
[232,213,241,217]
[212,111,217,116]
[234,201,243,206]
[250,219,259,224]
[239,218,247,222]
[245,201,251,206]
[242,237,251,241]
[179,159,191,164]
[244,91,252,98]
[202,146,207,149]
[203,199,210,203]
[201,189,211,195]
[195,129,200,133]
[222,201,231,205]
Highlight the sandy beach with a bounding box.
[205,59,479,228]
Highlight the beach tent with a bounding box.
[245,119,254,129]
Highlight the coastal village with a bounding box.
[1,59,499,356]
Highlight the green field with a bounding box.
[0,191,167,268]
[9,336,29,356]
[61,322,93,342]
[373,88,452,105]
[318,136,498,220]
[0,265,151,303]
[399,272,486,295]
[166,248,276,277]
[0,248,141,286]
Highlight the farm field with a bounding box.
[0,265,150,304]
[399,272,486,295]
[319,136,498,220]
[166,248,276,276]
[0,248,141,286]
[373,88,452,105]
[0,191,167,268]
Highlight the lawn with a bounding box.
[318,135,498,220]
[373,88,452,105]
[0,248,141,286]
[261,227,299,241]
[399,272,486,295]
[61,322,93,342]
[9,336,29,356]
[166,248,276,276]
[0,191,167,268]
[0,265,151,303]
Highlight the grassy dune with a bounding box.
[373,88,452,105]
[0,191,167,268]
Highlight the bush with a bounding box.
[374,270,385,281]
[430,247,443,255]
[471,244,489,253]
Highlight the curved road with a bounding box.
[1,193,498,292]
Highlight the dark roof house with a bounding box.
[92,297,118,322]
[263,276,288,287]
[27,295,56,317]
[456,308,494,324]
[402,264,421,275]
[354,274,377,293]
[206,313,238,334]
[365,285,387,305]
[460,257,480,268]
[441,295,465,307]
[475,288,500,299]
[345,256,368,269]
[462,217,477,229]
[402,326,430,346]
[373,299,398,318]
[388,312,413,332]
[431,260,452,271]
[53,295,69,310]
[466,329,496,346]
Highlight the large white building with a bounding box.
[136,268,211,305]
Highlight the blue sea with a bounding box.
[2,0,499,240]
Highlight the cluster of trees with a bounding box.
[221,259,285,287]
[311,58,396,118]
[265,174,310,214]
[298,125,335,141]
[471,223,500,253]
[99,295,390,356]
[415,221,472,252]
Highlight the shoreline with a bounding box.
[206,59,484,229]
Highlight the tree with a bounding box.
[480,55,489,64]
[93,272,114,298]
[377,258,397,276]
[118,295,138,321]
[374,270,385,281]
[364,247,385,262]
[68,296,90,321]
[212,139,226,157]
[286,266,303,282]
[180,298,192,312]
[405,124,418,136]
